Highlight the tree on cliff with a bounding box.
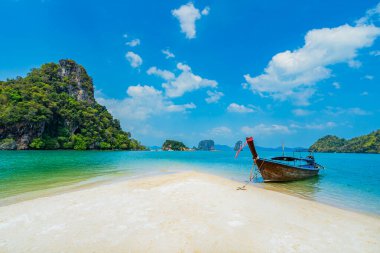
[310,130,380,153]
[162,140,188,151]
[0,59,145,150]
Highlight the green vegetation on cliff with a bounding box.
[0,59,145,150]
[162,140,188,151]
[310,130,380,153]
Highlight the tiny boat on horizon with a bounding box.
[246,137,324,182]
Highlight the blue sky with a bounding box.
[1,0,380,147]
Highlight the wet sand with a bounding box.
[0,171,379,252]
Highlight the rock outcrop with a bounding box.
[198,140,215,151]
[0,59,144,150]
[162,140,188,151]
[234,141,242,151]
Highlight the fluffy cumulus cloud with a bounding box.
[97,85,195,120]
[125,51,142,68]
[227,103,259,113]
[244,24,380,105]
[126,39,140,47]
[172,2,210,39]
[147,66,175,80]
[205,90,224,103]
[162,49,175,59]
[241,124,291,135]
[148,63,217,98]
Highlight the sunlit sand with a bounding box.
[0,171,379,252]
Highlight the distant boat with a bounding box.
[246,137,324,182]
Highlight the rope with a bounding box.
[236,162,257,190]
[236,158,266,190]
[234,141,247,158]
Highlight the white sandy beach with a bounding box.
[0,171,379,253]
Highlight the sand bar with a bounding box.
[0,171,379,253]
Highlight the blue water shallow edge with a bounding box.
[1,150,380,215]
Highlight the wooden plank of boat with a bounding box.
[245,137,321,182]
[255,158,319,182]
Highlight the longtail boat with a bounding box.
[246,137,324,182]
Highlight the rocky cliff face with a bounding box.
[198,140,215,151]
[0,59,143,150]
[58,59,95,104]
[0,60,94,150]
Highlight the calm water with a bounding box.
[1,150,380,215]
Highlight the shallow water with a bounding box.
[1,150,380,215]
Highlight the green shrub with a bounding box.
[29,138,45,149]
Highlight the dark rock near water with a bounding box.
[234,141,242,151]
[0,138,17,150]
[198,140,215,151]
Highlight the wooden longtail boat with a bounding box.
[246,137,324,182]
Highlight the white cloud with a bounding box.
[125,51,142,68]
[205,90,224,104]
[210,126,231,136]
[97,85,196,121]
[356,2,380,25]
[162,49,175,59]
[364,75,374,80]
[347,107,371,116]
[361,91,369,96]
[332,82,341,89]
[126,39,140,47]
[201,6,210,16]
[244,24,380,105]
[324,106,371,116]
[303,122,337,130]
[370,50,380,56]
[241,120,338,137]
[147,66,175,80]
[348,59,362,68]
[172,2,209,39]
[292,109,313,116]
[227,103,257,113]
[123,34,128,38]
[156,63,217,97]
[241,124,291,135]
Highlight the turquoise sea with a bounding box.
[1,150,380,215]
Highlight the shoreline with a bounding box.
[0,171,379,252]
[1,168,380,218]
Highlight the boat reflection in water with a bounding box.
[256,175,324,200]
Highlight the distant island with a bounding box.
[310,129,380,153]
[0,59,145,150]
[162,140,189,151]
[198,140,215,151]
